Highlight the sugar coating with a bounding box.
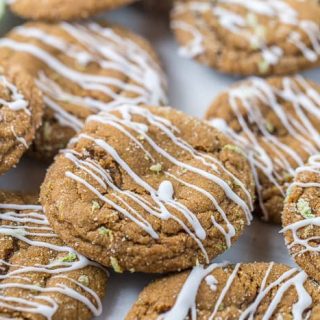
[40,105,255,273]
[0,21,167,160]
[206,76,320,223]
[0,191,107,320]
[171,0,320,76]
[282,154,320,282]
[9,0,137,21]
[126,262,320,320]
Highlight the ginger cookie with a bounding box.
[8,0,137,21]
[0,190,107,320]
[126,262,320,319]
[0,21,167,160]
[171,0,320,76]
[40,105,255,273]
[282,155,320,283]
[205,76,320,224]
[0,65,43,175]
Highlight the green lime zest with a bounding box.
[60,252,77,263]
[297,198,314,219]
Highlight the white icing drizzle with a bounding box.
[172,0,320,67]
[0,74,30,148]
[10,126,28,149]
[159,262,228,320]
[171,20,205,58]
[159,262,313,320]
[205,274,218,292]
[209,263,241,319]
[0,22,167,132]
[209,76,320,220]
[0,75,29,114]
[63,105,253,263]
[0,203,104,319]
[158,180,175,202]
[281,154,320,256]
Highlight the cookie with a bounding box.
[0,64,43,175]
[0,21,167,160]
[126,262,320,320]
[206,76,320,224]
[8,0,137,21]
[40,105,255,273]
[171,0,320,76]
[282,155,320,283]
[0,190,107,319]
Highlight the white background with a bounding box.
[1,4,320,320]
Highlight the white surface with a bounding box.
[1,5,320,320]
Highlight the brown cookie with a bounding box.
[126,262,320,320]
[205,76,320,224]
[171,0,320,76]
[40,105,255,273]
[0,64,43,175]
[0,21,167,160]
[282,155,320,283]
[0,190,107,320]
[8,0,137,21]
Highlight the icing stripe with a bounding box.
[209,76,320,220]
[172,0,320,68]
[281,154,320,256]
[64,105,253,263]
[160,262,228,320]
[158,262,312,320]
[0,22,167,132]
[0,75,29,113]
[0,203,105,319]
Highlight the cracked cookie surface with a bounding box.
[126,262,320,320]
[206,76,320,224]
[0,21,167,160]
[40,105,254,273]
[0,190,107,320]
[171,0,320,76]
[9,0,137,21]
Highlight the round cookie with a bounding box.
[0,190,107,320]
[0,64,43,175]
[40,105,255,273]
[205,76,320,224]
[282,155,320,283]
[126,262,320,319]
[0,21,167,160]
[8,0,137,21]
[171,0,320,76]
